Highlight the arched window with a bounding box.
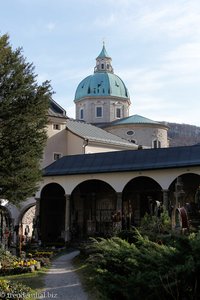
[153,139,161,148]
[80,108,84,120]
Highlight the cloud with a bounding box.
[46,22,56,32]
[94,13,117,28]
[91,1,200,42]
[160,42,200,85]
[137,1,200,39]
[165,42,200,61]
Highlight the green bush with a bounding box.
[0,279,31,299]
[0,266,35,276]
[140,211,171,238]
[0,249,18,268]
[86,230,200,300]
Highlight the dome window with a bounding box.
[116,107,122,119]
[80,108,84,120]
[101,64,104,69]
[96,106,103,118]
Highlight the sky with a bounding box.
[1,0,200,126]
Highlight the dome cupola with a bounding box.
[94,42,114,73]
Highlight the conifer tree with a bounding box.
[0,34,52,204]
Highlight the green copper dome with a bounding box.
[110,115,161,125]
[74,72,130,102]
[74,44,130,102]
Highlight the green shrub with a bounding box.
[0,279,31,299]
[0,249,18,268]
[86,230,200,300]
[140,211,171,237]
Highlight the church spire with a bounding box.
[94,43,114,73]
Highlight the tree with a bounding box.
[0,34,52,204]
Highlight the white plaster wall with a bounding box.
[66,130,84,155]
[36,166,200,198]
[85,142,137,154]
[43,117,68,168]
[106,124,169,148]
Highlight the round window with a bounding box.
[126,130,134,136]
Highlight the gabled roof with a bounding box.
[48,99,67,118]
[43,144,200,176]
[66,119,138,148]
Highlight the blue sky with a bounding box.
[1,0,200,126]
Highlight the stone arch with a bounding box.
[18,204,36,242]
[168,173,200,205]
[168,173,200,229]
[70,179,117,238]
[122,176,162,227]
[40,183,65,245]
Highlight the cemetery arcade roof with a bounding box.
[43,144,200,176]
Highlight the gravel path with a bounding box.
[42,250,89,300]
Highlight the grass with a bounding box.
[0,267,48,290]
[0,267,48,299]
[0,247,82,299]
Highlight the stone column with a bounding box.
[162,190,169,212]
[115,192,122,231]
[35,198,40,217]
[33,198,40,242]
[116,192,122,211]
[64,194,70,242]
